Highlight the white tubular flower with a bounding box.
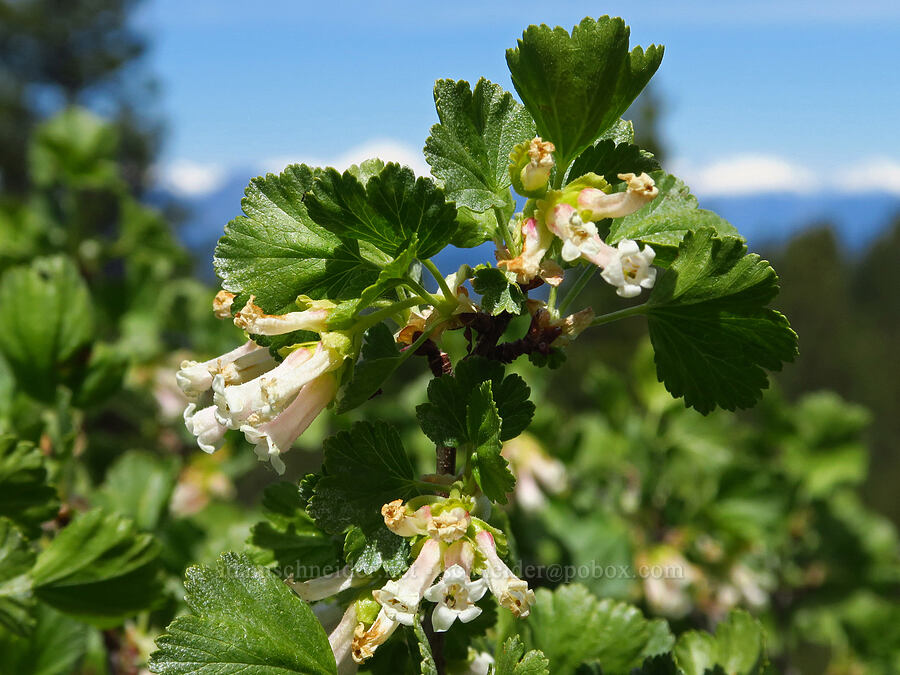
[520,137,555,192]
[577,172,658,220]
[327,603,361,675]
[214,343,338,429]
[372,538,443,626]
[351,608,399,664]
[176,340,270,401]
[599,239,657,298]
[427,506,470,543]
[288,566,365,603]
[234,295,332,335]
[424,564,487,632]
[381,500,431,538]
[474,530,535,618]
[497,216,554,283]
[241,372,337,474]
[183,404,228,454]
[547,203,604,263]
[212,290,236,319]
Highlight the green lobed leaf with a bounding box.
[308,421,420,575]
[414,614,439,675]
[454,205,501,249]
[424,78,535,216]
[646,229,798,414]
[673,609,765,675]
[0,518,35,637]
[566,139,660,188]
[416,358,535,448]
[335,323,403,414]
[327,246,417,331]
[149,552,337,675]
[473,267,525,316]
[606,172,740,267]
[519,584,673,675]
[214,163,380,315]
[0,256,94,400]
[467,381,515,503]
[306,162,458,260]
[506,17,663,166]
[249,482,342,580]
[30,509,164,626]
[0,436,59,538]
[343,525,410,578]
[494,635,550,675]
[0,604,89,675]
[94,450,178,531]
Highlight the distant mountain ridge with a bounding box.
[152,168,900,278]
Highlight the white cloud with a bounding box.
[672,154,820,197]
[842,158,900,195]
[157,159,227,197]
[261,138,431,179]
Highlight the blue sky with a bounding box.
[137,1,900,196]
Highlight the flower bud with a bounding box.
[381,499,431,537]
[519,137,555,192]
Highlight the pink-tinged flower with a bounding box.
[372,538,443,626]
[233,295,333,335]
[212,290,236,319]
[543,200,657,298]
[427,506,470,543]
[577,172,658,220]
[326,603,361,675]
[497,216,555,283]
[443,540,475,573]
[351,608,399,664]
[546,203,604,263]
[213,342,339,429]
[424,564,487,632]
[176,340,273,401]
[240,372,337,474]
[474,530,535,618]
[519,137,555,192]
[183,404,228,454]
[598,239,657,298]
[288,566,366,603]
[381,500,431,538]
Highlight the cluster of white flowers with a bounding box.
[176,292,343,474]
[500,137,660,298]
[290,498,535,669]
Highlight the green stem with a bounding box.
[547,284,558,315]
[589,302,649,327]
[558,264,597,314]
[494,206,518,257]
[404,275,442,306]
[354,296,424,332]
[423,259,455,301]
